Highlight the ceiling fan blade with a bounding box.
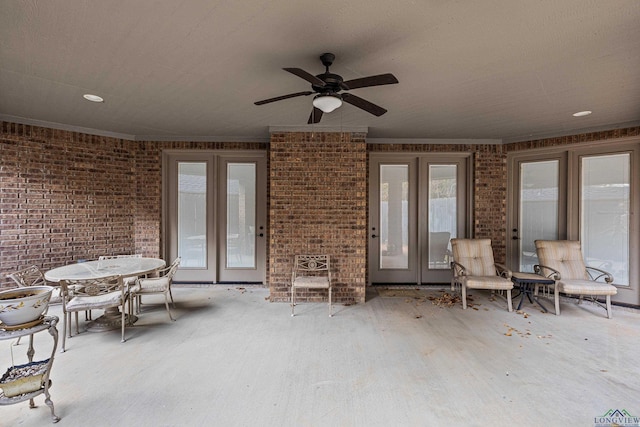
[342,73,398,90]
[254,91,314,105]
[283,68,327,87]
[307,107,323,124]
[341,93,387,116]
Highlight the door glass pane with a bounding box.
[428,165,456,269]
[178,163,207,268]
[581,154,629,286]
[380,165,409,269]
[519,161,559,271]
[227,163,256,269]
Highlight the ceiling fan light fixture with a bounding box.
[313,94,342,113]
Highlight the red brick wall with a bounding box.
[473,145,507,262]
[1,122,137,285]
[268,132,368,304]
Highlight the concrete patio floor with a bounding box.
[2,285,639,427]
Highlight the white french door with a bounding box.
[163,151,267,284]
[508,141,639,305]
[217,156,267,283]
[369,153,470,284]
[576,149,637,305]
[507,153,567,272]
[369,157,418,283]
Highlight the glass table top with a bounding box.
[44,258,165,282]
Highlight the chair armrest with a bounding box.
[494,263,512,279]
[451,261,467,277]
[534,264,561,280]
[151,264,172,278]
[585,266,614,283]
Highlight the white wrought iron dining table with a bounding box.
[44,257,166,331]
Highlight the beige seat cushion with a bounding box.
[463,276,513,290]
[558,279,617,296]
[66,291,123,311]
[292,276,330,289]
[130,277,170,293]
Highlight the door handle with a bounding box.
[259,233,264,237]
[372,234,378,238]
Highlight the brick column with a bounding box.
[268,131,367,304]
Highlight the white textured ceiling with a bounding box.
[1,0,639,142]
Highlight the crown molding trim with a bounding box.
[0,115,136,140]
[269,125,369,134]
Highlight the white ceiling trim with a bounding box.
[3,115,638,146]
[0,114,136,141]
[501,120,640,144]
[134,135,270,143]
[269,125,369,134]
[368,138,502,145]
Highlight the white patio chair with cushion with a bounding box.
[8,265,46,288]
[59,275,128,352]
[534,240,617,318]
[8,264,54,297]
[291,254,332,317]
[129,257,181,322]
[450,238,513,312]
[8,264,60,302]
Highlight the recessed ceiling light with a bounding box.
[83,94,104,103]
[572,110,592,117]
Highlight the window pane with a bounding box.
[581,154,629,286]
[428,165,456,269]
[519,161,559,271]
[380,165,409,269]
[227,163,256,268]
[178,163,207,268]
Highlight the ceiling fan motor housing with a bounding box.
[319,53,335,67]
[312,73,344,94]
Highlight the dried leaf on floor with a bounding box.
[428,292,461,307]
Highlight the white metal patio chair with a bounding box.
[59,275,128,351]
[129,257,181,322]
[291,255,332,317]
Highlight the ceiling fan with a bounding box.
[254,53,399,124]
